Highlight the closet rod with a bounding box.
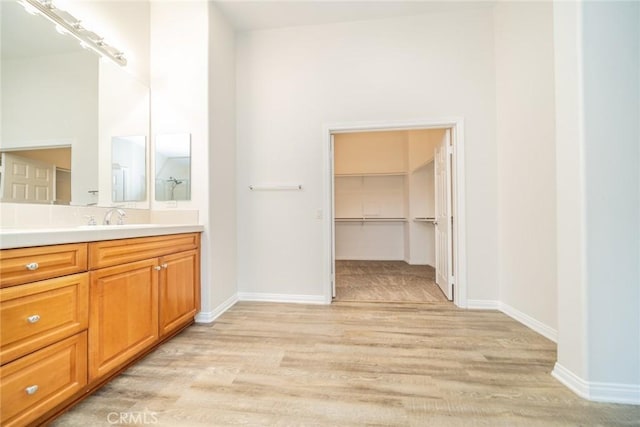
[249,184,302,191]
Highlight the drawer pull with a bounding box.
[161,263,168,269]
[25,262,39,271]
[25,385,39,395]
[27,314,41,324]
[153,266,162,271]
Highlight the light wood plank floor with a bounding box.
[54,302,639,426]
[336,260,448,303]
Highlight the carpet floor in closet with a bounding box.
[335,260,449,303]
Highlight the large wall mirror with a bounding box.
[0,0,149,207]
[112,136,146,202]
[155,134,191,201]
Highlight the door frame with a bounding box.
[322,118,467,307]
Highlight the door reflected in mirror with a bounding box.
[112,136,146,202]
[155,134,191,201]
[0,147,73,204]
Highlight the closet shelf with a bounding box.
[410,158,434,173]
[335,172,407,177]
[413,217,436,223]
[335,217,407,223]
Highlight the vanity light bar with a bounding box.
[21,0,127,66]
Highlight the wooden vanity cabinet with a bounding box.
[0,245,89,427]
[88,233,200,382]
[0,232,201,426]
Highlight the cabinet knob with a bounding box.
[25,262,39,271]
[153,266,162,271]
[27,314,41,324]
[25,385,39,395]
[161,263,168,269]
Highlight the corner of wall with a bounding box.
[195,292,238,324]
[552,363,640,405]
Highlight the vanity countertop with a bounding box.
[0,224,204,249]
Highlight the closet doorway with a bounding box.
[323,119,466,307]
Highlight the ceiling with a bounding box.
[213,0,492,32]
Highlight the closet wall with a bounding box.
[334,129,445,264]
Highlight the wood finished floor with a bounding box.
[53,302,639,426]
[336,260,448,303]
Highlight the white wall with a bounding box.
[208,3,238,314]
[553,0,640,403]
[335,222,405,261]
[237,6,499,301]
[494,3,557,332]
[582,0,640,388]
[150,1,216,317]
[553,0,589,383]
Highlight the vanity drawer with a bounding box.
[89,233,199,269]
[0,243,88,288]
[0,273,89,365]
[0,332,87,427]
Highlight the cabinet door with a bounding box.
[89,259,158,381]
[159,250,200,338]
[1,332,87,427]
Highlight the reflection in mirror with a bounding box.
[1,0,99,206]
[0,147,74,205]
[155,134,191,201]
[100,62,150,207]
[1,0,150,208]
[112,136,146,202]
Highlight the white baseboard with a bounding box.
[195,293,238,323]
[553,363,640,405]
[466,299,500,310]
[552,362,590,398]
[588,381,640,405]
[238,292,327,304]
[466,300,557,343]
[335,257,405,261]
[499,302,558,343]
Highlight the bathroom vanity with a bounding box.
[0,225,203,426]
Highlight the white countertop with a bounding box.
[0,224,204,249]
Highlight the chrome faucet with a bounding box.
[103,208,127,225]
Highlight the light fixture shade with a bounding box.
[21,0,127,66]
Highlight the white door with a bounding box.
[0,152,55,203]
[330,134,336,298]
[434,129,453,300]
